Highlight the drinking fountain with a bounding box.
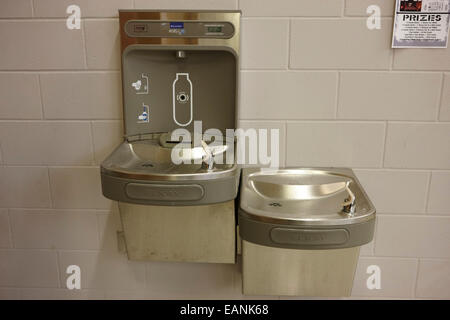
[101,10,241,263]
[238,168,376,296]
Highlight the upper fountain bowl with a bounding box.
[100,137,240,206]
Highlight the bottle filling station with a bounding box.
[101,10,241,264]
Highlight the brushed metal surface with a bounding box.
[119,201,236,263]
[119,11,240,55]
[101,11,241,263]
[101,138,238,181]
[242,240,359,297]
[240,168,376,226]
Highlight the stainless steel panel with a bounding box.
[242,240,359,297]
[125,21,235,38]
[119,11,240,137]
[119,11,240,55]
[119,201,236,263]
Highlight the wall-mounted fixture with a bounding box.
[100,10,241,263]
[238,168,376,296]
[100,10,376,297]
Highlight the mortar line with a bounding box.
[390,48,395,71]
[30,0,35,18]
[55,250,62,288]
[88,121,97,165]
[286,19,291,70]
[334,71,341,118]
[0,70,120,73]
[0,165,101,169]
[239,118,450,124]
[6,209,15,249]
[284,121,288,167]
[372,220,378,256]
[4,207,111,213]
[372,213,450,218]
[424,171,433,214]
[94,214,102,251]
[240,69,446,73]
[435,72,445,121]
[381,121,388,168]
[0,141,4,167]
[37,74,45,119]
[413,258,421,299]
[0,119,120,123]
[0,17,119,21]
[46,166,54,209]
[236,16,374,20]
[81,19,89,70]
[0,18,68,22]
[371,218,378,256]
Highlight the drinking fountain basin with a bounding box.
[101,134,239,205]
[240,168,373,228]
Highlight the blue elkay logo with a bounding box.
[170,22,184,29]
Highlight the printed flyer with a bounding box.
[392,0,450,47]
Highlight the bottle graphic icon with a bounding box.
[172,73,193,127]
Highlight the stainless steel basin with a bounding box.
[101,138,237,181]
[100,136,240,206]
[240,168,375,226]
[250,172,351,200]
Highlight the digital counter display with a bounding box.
[207,26,223,33]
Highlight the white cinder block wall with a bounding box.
[0,0,449,300]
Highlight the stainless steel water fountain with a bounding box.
[238,168,376,296]
[101,10,241,263]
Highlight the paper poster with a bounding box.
[392,0,450,48]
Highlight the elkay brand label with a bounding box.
[392,0,450,48]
